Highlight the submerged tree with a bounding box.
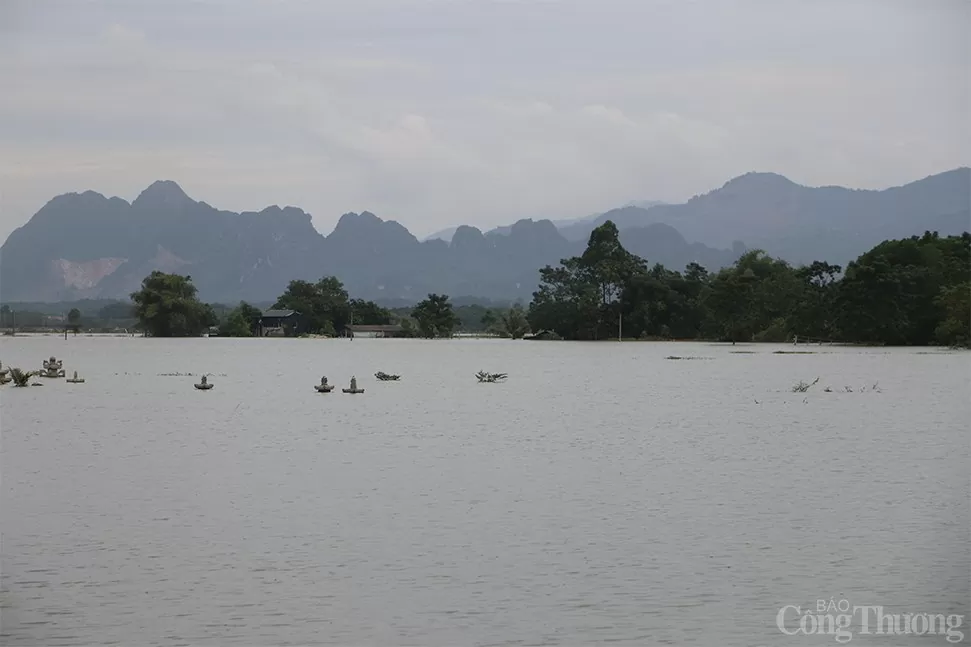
[526,227,970,345]
[67,307,82,334]
[273,276,350,336]
[529,221,646,340]
[130,272,216,337]
[491,304,531,339]
[837,232,970,345]
[411,293,459,338]
[218,301,261,337]
[349,298,393,326]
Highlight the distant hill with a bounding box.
[560,169,970,264]
[3,168,965,303]
[423,200,665,242]
[0,183,736,303]
[556,201,666,241]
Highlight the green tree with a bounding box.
[491,304,531,339]
[411,293,459,338]
[790,261,842,341]
[218,301,261,337]
[480,309,498,331]
[130,272,217,337]
[579,221,648,338]
[349,298,392,325]
[219,310,252,337]
[237,301,263,329]
[67,307,82,333]
[528,258,600,340]
[274,276,351,335]
[397,316,418,338]
[837,232,970,345]
[529,221,649,340]
[935,282,971,347]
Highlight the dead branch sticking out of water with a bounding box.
[821,382,881,394]
[791,377,820,393]
[476,371,507,383]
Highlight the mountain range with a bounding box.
[1,168,967,304]
[423,200,665,243]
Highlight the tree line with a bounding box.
[129,273,479,338]
[124,222,970,346]
[528,222,970,346]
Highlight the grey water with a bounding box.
[1,336,968,646]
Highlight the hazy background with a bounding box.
[1,0,968,242]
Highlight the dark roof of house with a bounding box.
[262,309,299,318]
[346,324,403,332]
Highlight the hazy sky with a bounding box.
[1,0,968,242]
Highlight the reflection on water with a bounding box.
[1,336,968,645]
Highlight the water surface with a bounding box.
[2,336,968,645]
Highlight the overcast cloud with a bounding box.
[1,0,968,241]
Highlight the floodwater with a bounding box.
[1,336,968,646]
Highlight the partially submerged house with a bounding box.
[345,324,405,339]
[257,309,306,337]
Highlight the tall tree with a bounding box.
[273,276,351,336]
[67,307,82,333]
[130,272,216,337]
[348,298,392,325]
[529,221,648,340]
[528,258,600,340]
[411,293,459,338]
[579,221,648,338]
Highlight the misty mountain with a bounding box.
[423,200,665,242]
[0,183,737,303]
[557,170,970,263]
[3,168,966,304]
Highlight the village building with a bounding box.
[257,309,307,337]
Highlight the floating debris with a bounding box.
[374,371,401,381]
[665,356,712,360]
[476,371,507,383]
[791,377,820,393]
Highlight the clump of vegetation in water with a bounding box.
[476,371,507,383]
[9,368,35,387]
[791,377,820,393]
